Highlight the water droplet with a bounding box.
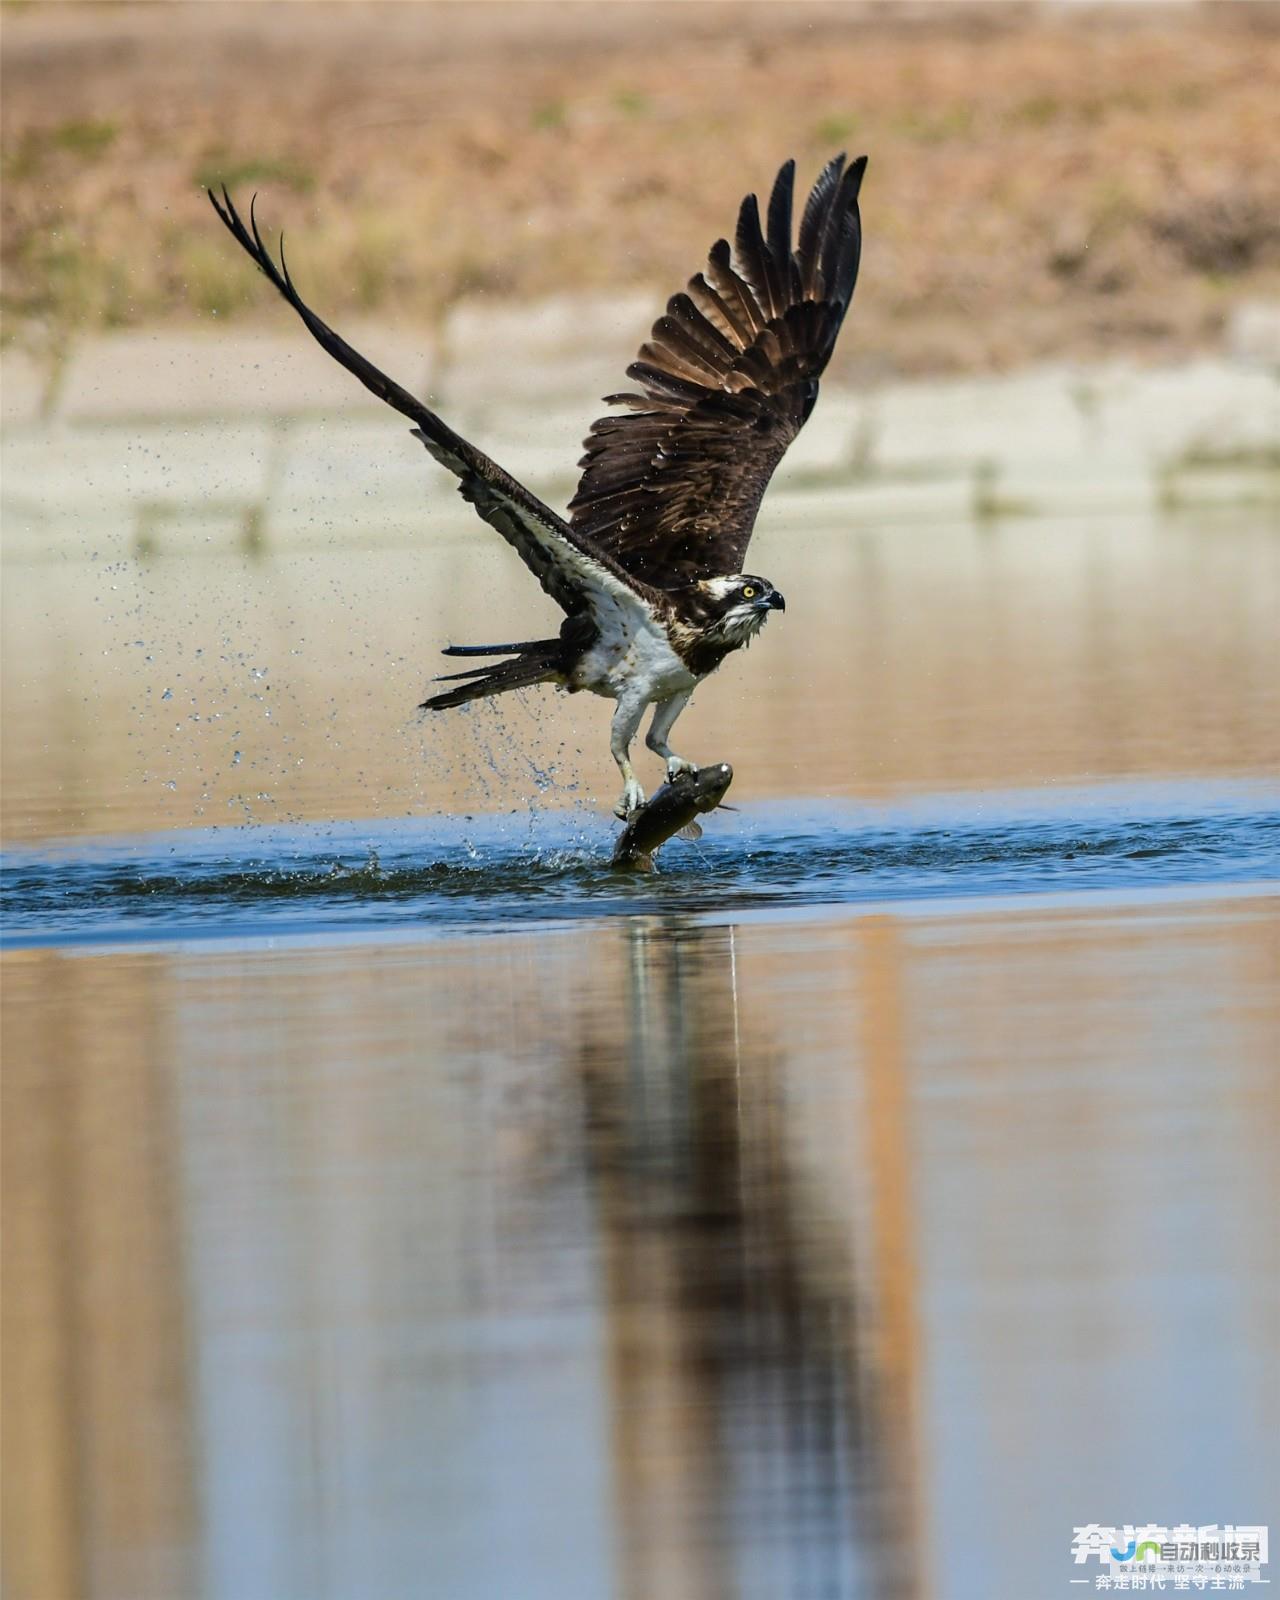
[161,688,173,700]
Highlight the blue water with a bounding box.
[4,779,1276,949]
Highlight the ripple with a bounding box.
[3,780,1277,949]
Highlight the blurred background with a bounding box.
[4,0,1280,369]
[2,5,1278,1600]
[3,0,1279,838]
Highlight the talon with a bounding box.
[666,756,697,781]
[615,781,646,820]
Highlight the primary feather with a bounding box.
[569,154,866,588]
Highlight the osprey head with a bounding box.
[696,574,786,647]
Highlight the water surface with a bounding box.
[4,891,1276,1600]
[3,504,1277,1600]
[3,780,1276,948]
[4,512,1277,841]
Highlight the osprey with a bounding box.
[210,154,866,816]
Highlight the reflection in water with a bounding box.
[580,920,914,1600]
[2,913,925,1600]
[2,950,198,1600]
[3,892,1276,1600]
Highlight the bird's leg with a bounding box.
[610,693,649,818]
[645,690,696,781]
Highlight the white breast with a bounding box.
[572,603,697,703]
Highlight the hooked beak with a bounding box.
[767,591,786,612]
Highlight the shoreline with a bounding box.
[4,320,1276,562]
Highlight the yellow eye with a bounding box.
[741,586,756,599]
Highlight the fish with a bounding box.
[610,762,734,872]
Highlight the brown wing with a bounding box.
[569,154,866,588]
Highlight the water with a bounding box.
[3,783,1278,948]
[5,513,1278,842]
[3,508,1278,1599]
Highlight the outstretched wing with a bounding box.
[208,188,657,621]
[569,154,866,588]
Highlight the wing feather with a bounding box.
[766,159,797,302]
[207,187,655,622]
[666,291,740,366]
[687,271,753,347]
[570,155,867,587]
[733,192,771,315]
[798,152,847,297]
[707,239,768,338]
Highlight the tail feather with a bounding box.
[433,663,507,683]
[441,640,551,658]
[420,641,563,711]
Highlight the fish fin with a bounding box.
[676,821,703,842]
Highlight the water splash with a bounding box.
[3,781,1275,950]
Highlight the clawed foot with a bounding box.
[614,779,647,820]
[666,756,697,781]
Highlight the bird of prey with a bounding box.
[210,154,866,817]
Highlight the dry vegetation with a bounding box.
[3,0,1280,376]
